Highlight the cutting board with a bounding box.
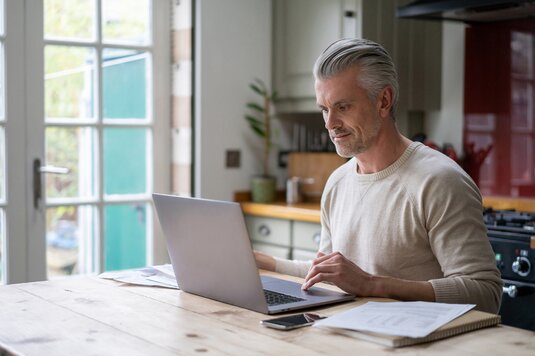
[287,152,347,202]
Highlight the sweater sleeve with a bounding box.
[272,162,343,279]
[274,257,312,278]
[275,183,338,278]
[422,168,503,314]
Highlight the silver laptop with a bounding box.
[153,193,354,314]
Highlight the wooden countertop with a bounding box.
[1,272,534,355]
[239,195,535,223]
[482,196,535,213]
[240,201,321,223]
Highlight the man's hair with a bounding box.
[313,38,399,117]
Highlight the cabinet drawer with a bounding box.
[245,216,291,246]
[252,242,291,260]
[292,248,317,261]
[292,221,321,251]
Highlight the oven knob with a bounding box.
[502,285,518,298]
[512,257,531,277]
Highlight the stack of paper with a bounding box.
[313,301,499,347]
[315,301,475,338]
[99,264,178,289]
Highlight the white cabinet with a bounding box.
[273,0,360,112]
[273,0,442,113]
[245,216,292,259]
[252,242,291,259]
[292,221,321,251]
[244,215,321,260]
[245,215,291,246]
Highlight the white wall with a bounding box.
[195,0,285,201]
[426,22,467,154]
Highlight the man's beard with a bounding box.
[330,117,382,158]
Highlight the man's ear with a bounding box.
[377,86,394,118]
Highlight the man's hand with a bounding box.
[301,252,374,296]
[253,250,276,271]
[302,251,435,302]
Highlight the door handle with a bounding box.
[33,158,70,209]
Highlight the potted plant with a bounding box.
[245,78,277,203]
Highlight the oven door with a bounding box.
[500,279,535,331]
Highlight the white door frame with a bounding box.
[4,0,32,283]
[25,0,46,282]
[3,0,170,284]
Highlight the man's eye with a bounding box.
[339,105,348,112]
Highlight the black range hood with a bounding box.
[397,0,535,23]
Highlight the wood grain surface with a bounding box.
[1,272,534,355]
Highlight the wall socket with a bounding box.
[226,149,241,168]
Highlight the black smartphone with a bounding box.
[260,313,326,330]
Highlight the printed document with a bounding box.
[314,301,475,338]
[99,264,178,289]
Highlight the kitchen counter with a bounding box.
[482,196,535,213]
[238,194,535,223]
[236,191,320,223]
[240,201,321,223]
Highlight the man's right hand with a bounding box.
[253,250,276,271]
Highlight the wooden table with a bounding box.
[1,272,534,355]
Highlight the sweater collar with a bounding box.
[352,141,422,182]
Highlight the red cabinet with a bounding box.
[464,20,535,197]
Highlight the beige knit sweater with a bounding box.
[275,142,502,313]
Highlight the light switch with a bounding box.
[226,150,241,168]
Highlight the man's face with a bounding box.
[315,66,383,158]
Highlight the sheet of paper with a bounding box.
[99,264,179,289]
[314,301,475,338]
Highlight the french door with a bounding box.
[0,0,170,284]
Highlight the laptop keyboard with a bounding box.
[263,289,305,306]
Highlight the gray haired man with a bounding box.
[255,38,502,313]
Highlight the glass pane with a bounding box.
[103,128,147,195]
[46,205,96,278]
[45,127,97,199]
[102,0,150,45]
[45,45,96,121]
[0,43,4,121]
[44,0,95,41]
[104,203,147,271]
[0,208,4,284]
[0,127,4,202]
[103,49,148,120]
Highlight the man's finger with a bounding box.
[302,271,334,290]
[311,251,339,266]
[303,263,337,287]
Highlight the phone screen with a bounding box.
[261,313,325,330]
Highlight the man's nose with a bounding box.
[324,111,341,130]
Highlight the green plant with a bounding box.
[245,78,277,177]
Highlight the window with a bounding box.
[44,0,162,276]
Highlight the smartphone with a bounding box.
[260,313,326,330]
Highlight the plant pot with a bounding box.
[251,175,276,203]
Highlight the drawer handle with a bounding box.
[312,232,321,246]
[258,225,271,237]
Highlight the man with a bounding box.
[255,38,502,313]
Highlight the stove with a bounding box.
[483,208,535,331]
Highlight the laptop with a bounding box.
[153,193,354,314]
